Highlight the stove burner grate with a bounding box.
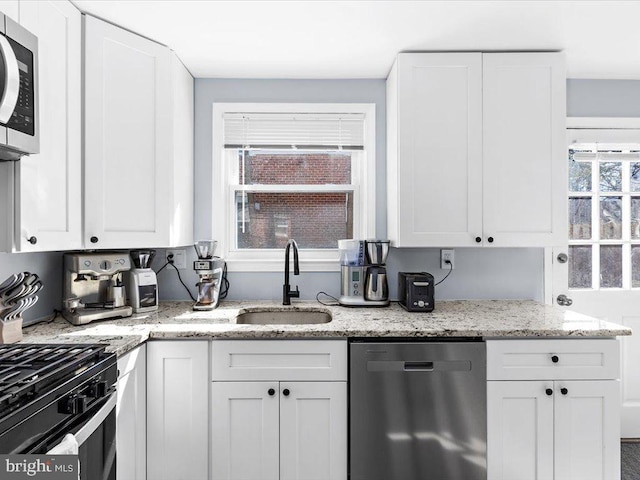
[0,344,108,418]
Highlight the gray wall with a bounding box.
[0,251,62,325]
[194,79,388,239]
[182,78,548,302]
[567,79,640,117]
[3,78,639,315]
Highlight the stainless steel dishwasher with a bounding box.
[350,340,487,480]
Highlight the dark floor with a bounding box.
[622,442,640,480]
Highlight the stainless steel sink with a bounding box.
[235,309,332,325]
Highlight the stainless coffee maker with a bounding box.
[193,240,225,311]
[63,252,133,325]
[338,239,390,307]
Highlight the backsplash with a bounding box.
[0,251,63,325]
[154,247,545,303]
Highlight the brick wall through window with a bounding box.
[236,151,354,248]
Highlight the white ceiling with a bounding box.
[71,0,640,80]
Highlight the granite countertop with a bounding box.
[16,300,632,356]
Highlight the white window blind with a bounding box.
[223,113,365,150]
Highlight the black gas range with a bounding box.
[0,344,117,479]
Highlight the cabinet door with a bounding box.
[482,53,566,247]
[388,53,483,247]
[116,345,146,480]
[83,15,171,248]
[147,341,209,480]
[554,380,620,480]
[487,381,554,480]
[211,382,280,480]
[280,382,347,480]
[16,0,82,251]
[169,53,194,247]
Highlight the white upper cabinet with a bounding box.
[387,52,565,247]
[84,15,193,249]
[482,53,566,247]
[387,53,483,247]
[15,0,82,251]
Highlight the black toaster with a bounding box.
[398,272,435,312]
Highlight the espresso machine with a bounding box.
[62,252,133,325]
[338,239,390,307]
[125,250,159,313]
[193,240,225,311]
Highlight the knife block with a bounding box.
[0,317,23,344]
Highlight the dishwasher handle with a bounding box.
[404,361,434,371]
[367,360,472,372]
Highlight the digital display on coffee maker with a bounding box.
[352,271,360,281]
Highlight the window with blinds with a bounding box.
[223,113,365,150]
[568,142,640,289]
[212,104,375,270]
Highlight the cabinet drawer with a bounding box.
[487,339,619,380]
[211,340,347,381]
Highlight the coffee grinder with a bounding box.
[338,239,390,307]
[193,240,225,310]
[125,250,159,313]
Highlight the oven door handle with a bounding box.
[74,394,116,446]
[0,34,19,124]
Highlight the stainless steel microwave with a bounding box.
[0,12,38,161]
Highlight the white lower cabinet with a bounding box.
[212,382,280,480]
[211,340,348,480]
[116,345,146,480]
[487,340,621,480]
[279,381,347,480]
[147,341,209,480]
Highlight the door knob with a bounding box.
[557,294,573,306]
[267,388,276,396]
[545,388,553,396]
[560,387,568,395]
[282,388,290,397]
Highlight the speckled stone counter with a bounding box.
[16,300,631,356]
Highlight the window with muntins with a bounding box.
[568,141,640,289]
[212,104,375,271]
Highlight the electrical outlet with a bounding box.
[167,248,187,269]
[440,249,455,269]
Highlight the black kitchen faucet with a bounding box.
[283,239,300,305]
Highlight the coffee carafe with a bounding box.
[364,265,388,302]
[338,239,390,307]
